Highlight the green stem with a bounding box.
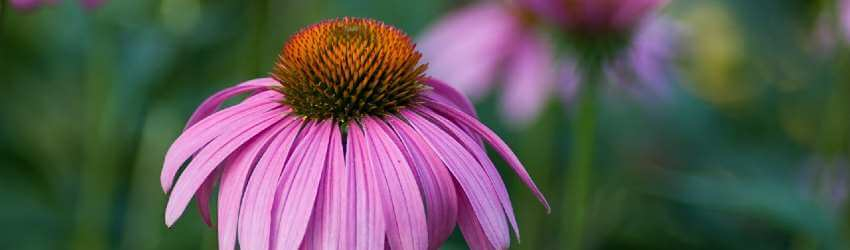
[563,56,603,250]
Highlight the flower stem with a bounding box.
[563,55,603,250]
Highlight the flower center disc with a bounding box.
[272,17,428,122]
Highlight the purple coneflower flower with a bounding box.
[418,1,676,126]
[161,18,548,250]
[418,2,556,126]
[520,0,677,103]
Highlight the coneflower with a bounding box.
[161,17,548,250]
[418,1,678,128]
[417,2,557,127]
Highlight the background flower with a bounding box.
[418,2,556,127]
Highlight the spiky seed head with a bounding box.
[272,17,428,122]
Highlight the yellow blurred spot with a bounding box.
[683,2,756,106]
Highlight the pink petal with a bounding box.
[161,98,281,193]
[417,3,520,99]
[301,123,353,249]
[165,108,286,226]
[185,78,280,128]
[457,193,497,250]
[402,110,509,249]
[196,169,219,227]
[238,120,307,250]
[422,78,477,117]
[217,120,293,250]
[500,34,554,127]
[362,118,429,250]
[271,121,333,249]
[386,116,459,248]
[348,124,387,249]
[424,101,550,212]
[417,108,520,240]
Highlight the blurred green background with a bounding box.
[1,0,849,249]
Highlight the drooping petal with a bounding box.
[185,78,280,128]
[609,18,679,100]
[161,98,281,193]
[417,108,520,240]
[238,120,307,250]
[418,3,520,99]
[196,169,219,227]
[403,110,510,249]
[165,107,286,226]
[348,124,387,249]
[301,123,352,249]
[362,118,429,250]
[423,78,477,117]
[270,121,333,249]
[386,116,459,248]
[500,34,555,127]
[217,119,293,250]
[423,101,550,212]
[457,193,497,250]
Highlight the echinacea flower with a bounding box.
[418,2,556,126]
[161,17,549,250]
[520,0,677,102]
[418,1,677,126]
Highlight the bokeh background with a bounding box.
[2,0,850,249]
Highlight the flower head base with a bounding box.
[272,18,428,122]
[524,0,666,34]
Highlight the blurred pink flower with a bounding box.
[162,18,548,250]
[419,1,678,126]
[523,0,667,34]
[418,3,558,127]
